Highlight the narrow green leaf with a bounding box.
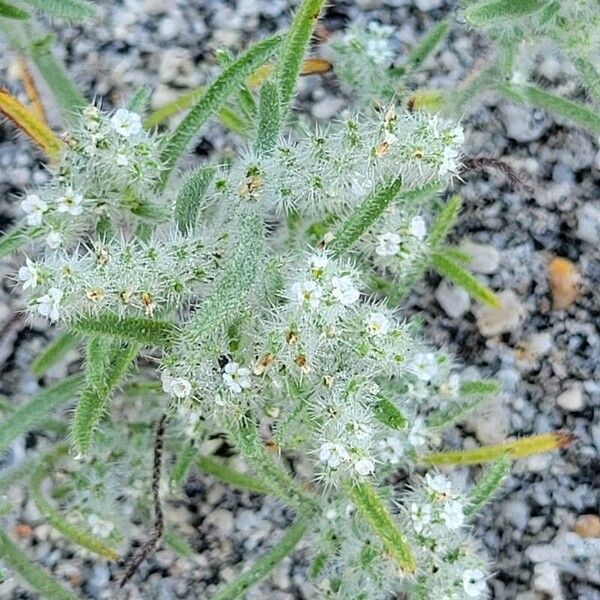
[329,178,403,256]
[28,33,87,119]
[171,442,197,488]
[30,449,119,559]
[70,314,179,347]
[343,480,416,574]
[0,225,40,259]
[126,85,152,114]
[0,529,79,600]
[426,398,485,429]
[465,0,544,26]
[428,195,462,248]
[31,331,79,377]
[308,552,327,578]
[574,57,600,104]
[0,374,83,455]
[70,340,139,456]
[213,517,309,600]
[144,87,204,129]
[460,379,501,396]
[187,212,265,342]
[228,419,319,516]
[196,454,268,495]
[0,1,29,20]
[403,19,450,74]
[159,35,283,186]
[465,458,511,516]
[498,83,600,134]
[175,165,215,234]
[21,0,94,20]
[163,528,195,558]
[373,397,408,430]
[431,253,500,308]
[255,79,281,156]
[218,105,252,137]
[276,0,326,114]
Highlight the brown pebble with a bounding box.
[548,257,580,310]
[13,523,32,538]
[574,514,600,538]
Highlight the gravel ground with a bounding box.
[1,1,599,599]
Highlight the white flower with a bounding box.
[115,153,129,167]
[462,569,487,598]
[45,231,63,250]
[439,145,460,177]
[161,373,192,399]
[439,373,460,398]
[409,502,432,534]
[18,258,39,290]
[319,442,349,469]
[292,280,323,308]
[222,361,251,394]
[375,232,401,257]
[21,194,48,227]
[425,473,453,496]
[412,352,438,382]
[110,108,142,138]
[378,436,404,465]
[331,276,359,306]
[365,312,390,336]
[35,287,63,322]
[56,189,84,216]
[408,418,428,449]
[441,499,465,529]
[408,216,427,241]
[352,421,372,440]
[353,457,375,476]
[309,254,329,279]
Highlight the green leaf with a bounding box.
[343,480,415,574]
[0,374,83,455]
[465,0,544,26]
[0,529,79,600]
[144,87,204,129]
[196,454,268,495]
[28,33,87,120]
[159,35,283,186]
[218,105,252,137]
[498,83,600,134]
[0,225,41,259]
[428,195,462,248]
[373,397,408,430]
[460,379,501,396]
[276,0,326,114]
[401,19,449,75]
[21,0,95,20]
[163,528,195,558]
[31,331,79,377]
[126,85,152,114]
[431,253,500,308]
[255,79,281,156]
[70,339,139,456]
[187,212,266,342]
[213,517,309,600]
[175,165,215,234]
[574,57,600,104]
[465,458,511,516]
[70,313,179,347]
[426,398,485,429]
[329,178,403,256]
[171,442,197,488]
[0,1,29,20]
[30,448,119,559]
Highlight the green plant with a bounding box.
[0,1,576,599]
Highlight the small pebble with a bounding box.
[556,384,585,412]
[574,514,600,538]
[475,290,525,337]
[435,280,471,318]
[548,257,580,310]
[459,240,501,274]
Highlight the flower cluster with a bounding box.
[219,105,463,219]
[19,230,223,323]
[18,106,165,252]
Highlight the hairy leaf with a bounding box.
[175,165,215,234]
[465,458,511,516]
[31,331,79,377]
[21,0,94,20]
[0,1,29,19]
[465,0,544,26]
[255,79,281,156]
